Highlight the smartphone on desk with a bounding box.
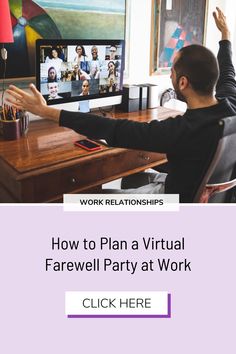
[74,139,102,151]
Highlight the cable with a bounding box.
[1,45,7,107]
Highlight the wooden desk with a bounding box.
[0,107,179,202]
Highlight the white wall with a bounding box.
[125,0,153,84]
[125,0,236,100]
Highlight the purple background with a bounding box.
[1,205,235,353]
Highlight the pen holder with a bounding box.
[0,107,29,140]
[0,119,21,140]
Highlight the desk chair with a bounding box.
[194,116,236,203]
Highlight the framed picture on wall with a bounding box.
[150,0,209,75]
[0,0,126,80]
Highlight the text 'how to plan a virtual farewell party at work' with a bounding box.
[44,236,191,275]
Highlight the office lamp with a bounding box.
[0,0,14,105]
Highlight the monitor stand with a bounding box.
[78,100,90,113]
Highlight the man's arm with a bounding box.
[213,7,236,98]
[59,109,184,153]
[216,41,236,98]
[6,84,61,122]
[6,84,182,153]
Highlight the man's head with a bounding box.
[171,45,219,101]
[109,45,117,60]
[91,46,98,60]
[47,82,59,98]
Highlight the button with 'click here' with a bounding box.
[65,291,171,318]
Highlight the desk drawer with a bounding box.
[31,149,165,202]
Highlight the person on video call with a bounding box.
[78,80,90,113]
[79,80,90,96]
[6,8,236,202]
[47,67,57,83]
[74,45,89,74]
[88,45,101,79]
[47,82,62,100]
[106,77,117,93]
[45,47,63,79]
[71,64,90,81]
[109,45,117,60]
[107,61,119,79]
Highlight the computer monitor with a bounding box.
[36,39,125,109]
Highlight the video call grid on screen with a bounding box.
[36,39,125,105]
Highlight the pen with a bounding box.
[2,106,6,120]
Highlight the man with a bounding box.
[109,45,117,60]
[47,82,62,100]
[88,45,101,79]
[6,8,236,202]
[91,45,99,61]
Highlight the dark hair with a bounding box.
[173,45,219,95]
[49,47,60,59]
[47,66,57,82]
[75,45,86,57]
[108,61,117,77]
[82,79,90,86]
